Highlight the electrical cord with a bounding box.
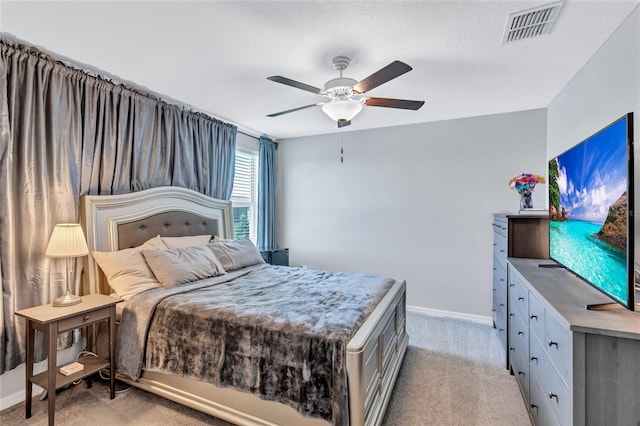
[74,350,132,393]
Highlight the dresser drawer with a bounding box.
[494,303,507,351]
[529,372,561,426]
[529,336,571,426]
[494,261,507,295]
[509,310,529,365]
[509,312,529,363]
[58,306,111,333]
[508,271,529,322]
[493,238,508,269]
[494,292,507,320]
[544,311,572,387]
[528,291,545,343]
[509,328,530,403]
[492,217,507,237]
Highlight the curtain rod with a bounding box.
[238,130,258,140]
[1,32,274,141]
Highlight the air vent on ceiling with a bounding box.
[502,1,564,44]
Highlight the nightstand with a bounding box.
[15,294,121,426]
[260,248,289,266]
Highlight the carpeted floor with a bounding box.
[1,312,531,425]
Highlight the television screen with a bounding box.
[548,113,634,311]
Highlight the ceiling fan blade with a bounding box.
[337,119,351,128]
[365,97,425,110]
[267,76,323,95]
[266,103,321,117]
[352,61,413,94]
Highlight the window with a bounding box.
[231,149,259,244]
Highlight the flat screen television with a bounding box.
[548,112,635,311]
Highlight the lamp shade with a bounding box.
[321,99,363,122]
[45,224,89,258]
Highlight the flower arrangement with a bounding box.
[509,173,546,209]
[508,173,546,195]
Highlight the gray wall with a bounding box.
[277,109,547,319]
[547,7,640,260]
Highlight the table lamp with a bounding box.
[45,223,89,307]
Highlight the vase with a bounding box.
[520,193,533,210]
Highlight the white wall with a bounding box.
[277,109,547,319]
[547,6,640,258]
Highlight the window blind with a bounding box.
[231,151,258,242]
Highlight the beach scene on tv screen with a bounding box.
[548,117,629,303]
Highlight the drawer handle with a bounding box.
[499,249,505,253]
[509,313,515,318]
[493,267,497,271]
[530,356,538,363]
[548,340,558,348]
[499,328,505,332]
[493,288,497,292]
[500,303,505,307]
[499,278,505,282]
[509,347,515,352]
[530,314,538,320]
[518,331,524,336]
[548,392,558,401]
[518,371,525,377]
[509,283,515,288]
[530,404,538,413]
[518,296,524,301]
[83,315,91,321]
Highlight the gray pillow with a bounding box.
[207,237,265,271]
[142,245,226,287]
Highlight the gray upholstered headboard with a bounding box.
[81,186,233,294]
[117,211,220,249]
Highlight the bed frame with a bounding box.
[81,186,408,426]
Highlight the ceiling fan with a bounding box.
[266,56,425,128]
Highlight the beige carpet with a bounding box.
[1,313,531,425]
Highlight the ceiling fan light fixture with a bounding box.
[321,99,363,123]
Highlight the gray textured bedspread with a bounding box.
[116,264,395,425]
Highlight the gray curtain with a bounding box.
[0,38,237,373]
[257,136,277,251]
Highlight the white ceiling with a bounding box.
[1,1,638,140]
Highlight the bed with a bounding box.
[81,186,408,426]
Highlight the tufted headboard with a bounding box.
[116,211,220,249]
[80,186,233,295]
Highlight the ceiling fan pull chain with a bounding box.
[340,131,344,163]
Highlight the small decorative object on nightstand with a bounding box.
[45,223,89,307]
[16,294,121,426]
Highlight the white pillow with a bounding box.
[142,246,226,287]
[92,236,164,300]
[162,234,212,249]
[144,235,168,249]
[212,235,233,243]
[207,237,265,271]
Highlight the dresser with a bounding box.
[492,214,548,368]
[508,258,640,425]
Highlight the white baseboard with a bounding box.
[0,339,83,411]
[407,305,493,326]
[0,363,46,411]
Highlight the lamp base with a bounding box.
[53,291,82,307]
